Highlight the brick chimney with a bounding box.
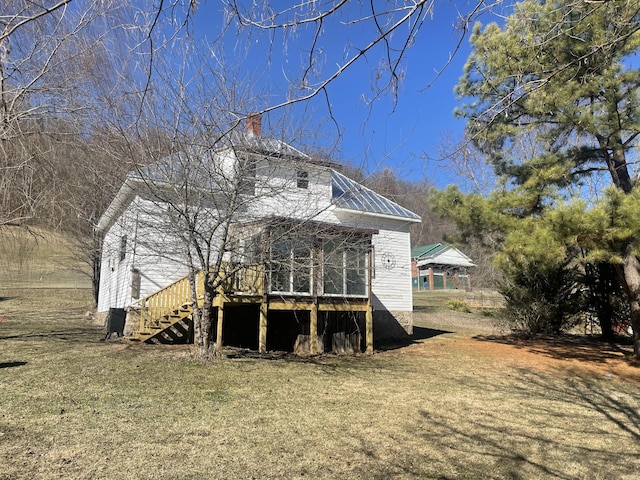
[246,113,262,137]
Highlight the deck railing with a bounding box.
[136,264,263,333]
[221,263,263,294]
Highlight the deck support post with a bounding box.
[216,303,224,351]
[259,301,268,353]
[366,305,373,354]
[428,268,435,291]
[310,303,318,354]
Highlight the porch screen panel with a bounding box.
[270,236,312,294]
[346,247,366,296]
[323,240,344,295]
[271,238,291,293]
[292,241,311,293]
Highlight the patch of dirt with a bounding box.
[404,328,639,384]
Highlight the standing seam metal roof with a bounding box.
[331,170,421,221]
[411,243,448,259]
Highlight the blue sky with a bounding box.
[192,2,500,187]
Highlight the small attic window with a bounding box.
[297,170,309,189]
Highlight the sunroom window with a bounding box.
[323,239,367,296]
[270,236,312,294]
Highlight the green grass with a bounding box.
[413,288,504,310]
[1,288,639,479]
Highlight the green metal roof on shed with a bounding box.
[411,243,448,259]
[411,243,476,268]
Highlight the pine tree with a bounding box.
[450,0,640,355]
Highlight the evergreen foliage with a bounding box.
[434,0,640,351]
[497,259,582,337]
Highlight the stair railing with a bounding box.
[135,264,264,334]
[138,272,203,333]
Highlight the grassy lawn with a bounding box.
[1,288,639,479]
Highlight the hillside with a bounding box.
[0,226,91,290]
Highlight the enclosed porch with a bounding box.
[129,220,376,354]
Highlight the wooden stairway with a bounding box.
[130,303,194,344]
[127,264,262,344]
[128,273,199,344]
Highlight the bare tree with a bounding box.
[0,0,126,227]
[97,43,329,356]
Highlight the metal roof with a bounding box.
[231,132,310,160]
[411,243,476,268]
[331,170,421,222]
[411,243,448,259]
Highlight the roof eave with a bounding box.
[416,258,476,268]
[332,206,422,224]
[95,178,139,233]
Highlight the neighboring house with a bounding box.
[96,117,421,354]
[411,243,476,291]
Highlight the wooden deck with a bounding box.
[131,263,373,354]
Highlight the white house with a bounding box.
[96,117,421,353]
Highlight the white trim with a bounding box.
[332,207,422,224]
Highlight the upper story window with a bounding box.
[297,170,309,189]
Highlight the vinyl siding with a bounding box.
[326,210,414,312]
[97,197,190,312]
[247,161,333,221]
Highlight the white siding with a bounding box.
[371,228,413,312]
[128,198,189,301]
[327,210,414,312]
[97,205,136,312]
[97,196,190,312]
[247,161,333,221]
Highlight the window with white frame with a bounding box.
[270,236,312,294]
[119,235,127,262]
[323,239,368,296]
[296,170,309,189]
[238,155,257,195]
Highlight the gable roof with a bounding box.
[331,170,421,222]
[411,243,476,268]
[231,132,310,160]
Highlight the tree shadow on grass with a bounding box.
[0,327,103,342]
[347,369,640,479]
[473,333,637,366]
[0,361,27,368]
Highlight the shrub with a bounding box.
[446,299,472,313]
[498,261,582,337]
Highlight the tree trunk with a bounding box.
[620,250,640,357]
[196,280,217,359]
[188,271,205,353]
